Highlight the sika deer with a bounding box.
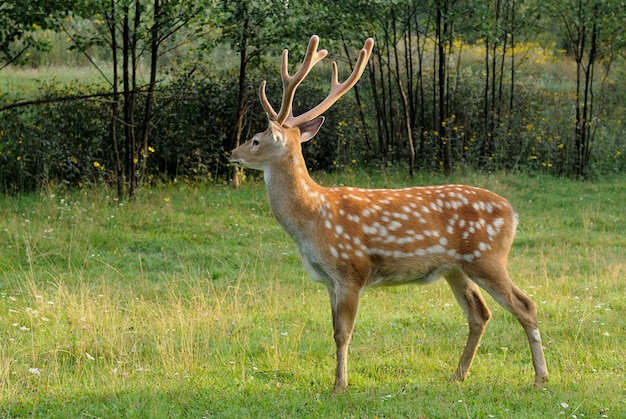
[229,35,548,394]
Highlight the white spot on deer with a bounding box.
[439,237,448,247]
[347,214,360,223]
[493,217,505,229]
[335,225,344,236]
[363,224,379,236]
[388,220,403,231]
[478,242,490,251]
[325,220,332,229]
[301,180,310,192]
[427,245,445,254]
[397,236,415,245]
[392,212,409,220]
[355,249,364,258]
[329,246,339,258]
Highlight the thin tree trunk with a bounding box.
[343,41,372,154]
[436,5,451,175]
[231,16,250,189]
[139,0,161,185]
[107,0,123,198]
[122,5,134,195]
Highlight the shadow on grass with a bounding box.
[1,378,562,418]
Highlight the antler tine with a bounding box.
[259,35,328,124]
[259,80,277,120]
[284,37,374,129]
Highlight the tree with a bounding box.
[65,0,203,197]
[0,0,74,68]
[545,0,626,177]
[216,0,319,187]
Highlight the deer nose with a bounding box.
[229,151,241,164]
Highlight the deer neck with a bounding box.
[264,151,324,239]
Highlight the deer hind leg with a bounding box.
[444,268,492,382]
[327,284,361,395]
[468,264,549,388]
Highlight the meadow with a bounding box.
[0,171,624,418]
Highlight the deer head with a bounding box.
[230,35,373,171]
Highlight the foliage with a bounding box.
[0,82,108,192]
[0,0,626,193]
[0,0,77,66]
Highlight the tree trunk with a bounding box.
[139,0,161,185]
[107,0,123,198]
[231,16,250,189]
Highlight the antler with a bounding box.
[260,35,374,129]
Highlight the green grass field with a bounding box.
[1,172,624,417]
[0,66,111,101]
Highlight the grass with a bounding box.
[1,171,624,418]
[0,66,112,101]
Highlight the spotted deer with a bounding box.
[229,35,548,394]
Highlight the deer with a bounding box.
[229,35,548,395]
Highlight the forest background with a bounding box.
[1,0,625,197]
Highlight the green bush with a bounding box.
[0,63,624,194]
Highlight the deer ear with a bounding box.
[298,116,325,143]
[268,119,287,144]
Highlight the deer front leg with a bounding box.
[327,285,360,395]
